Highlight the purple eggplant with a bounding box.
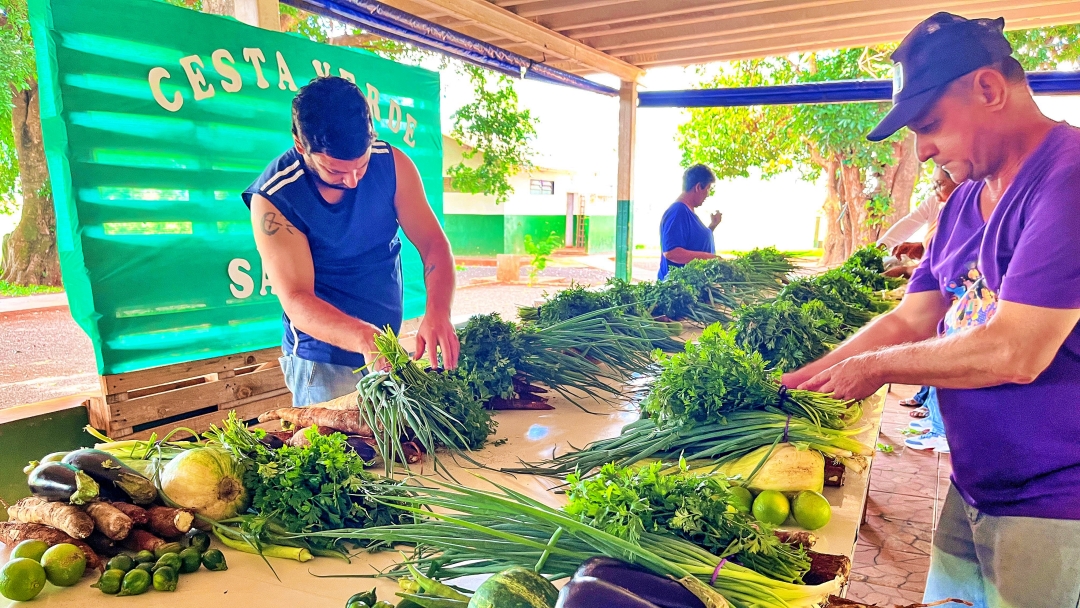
[259,434,285,450]
[62,449,157,504]
[557,576,661,608]
[27,462,100,504]
[345,436,377,461]
[570,557,706,608]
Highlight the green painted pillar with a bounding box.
[615,80,637,281]
[615,200,633,281]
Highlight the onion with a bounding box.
[158,446,249,521]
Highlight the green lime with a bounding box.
[792,490,832,530]
[10,539,49,562]
[728,486,753,513]
[0,557,47,602]
[41,542,87,587]
[752,490,791,526]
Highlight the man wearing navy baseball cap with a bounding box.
[784,12,1080,607]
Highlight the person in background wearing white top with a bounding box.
[878,165,959,268]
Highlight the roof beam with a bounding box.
[594,0,1075,55]
[540,0,816,33]
[511,0,641,19]
[625,8,1080,67]
[385,0,644,80]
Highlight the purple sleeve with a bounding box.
[999,165,1080,309]
[907,255,939,294]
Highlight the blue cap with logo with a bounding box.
[867,12,1015,142]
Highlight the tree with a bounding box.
[0,0,60,286]
[678,25,1080,265]
[447,65,537,204]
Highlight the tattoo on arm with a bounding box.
[424,262,436,277]
[261,212,296,236]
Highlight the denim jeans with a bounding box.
[279,352,361,407]
[925,485,1080,608]
[925,386,946,437]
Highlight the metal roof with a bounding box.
[375,0,1080,80]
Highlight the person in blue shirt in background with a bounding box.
[658,164,723,279]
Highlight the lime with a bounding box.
[10,539,49,562]
[0,557,47,601]
[41,543,87,587]
[728,486,753,513]
[752,490,790,526]
[792,490,832,530]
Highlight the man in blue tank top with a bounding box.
[657,164,722,280]
[242,77,458,407]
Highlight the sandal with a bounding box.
[910,406,929,418]
[899,397,923,407]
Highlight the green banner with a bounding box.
[29,0,443,375]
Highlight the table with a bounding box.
[1,386,885,607]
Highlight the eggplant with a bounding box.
[27,462,100,504]
[259,434,285,450]
[570,557,706,608]
[556,576,661,608]
[62,449,158,505]
[345,435,377,462]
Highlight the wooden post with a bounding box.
[615,80,637,281]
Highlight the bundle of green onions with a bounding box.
[293,479,843,608]
[503,411,872,479]
[456,311,664,409]
[642,324,860,430]
[357,329,495,477]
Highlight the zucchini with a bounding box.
[27,462,100,504]
[468,567,558,608]
[62,449,158,504]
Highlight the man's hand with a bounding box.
[354,322,388,372]
[799,355,883,401]
[780,367,817,389]
[709,211,723,231]
[415,314,460,369]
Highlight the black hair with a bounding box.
[682,164,716,192]
[291,76,375,160]
[992,56,1026,83]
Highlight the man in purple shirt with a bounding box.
[783,13,1080,608]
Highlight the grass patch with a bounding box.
[0,280,63,297]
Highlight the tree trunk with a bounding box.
[820,156,845,267]
[1,83,61,286]
[819,135,919,266]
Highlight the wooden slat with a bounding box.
[623,6,1080,66]
[512,0,640,19]
[587,0,1071,52]
[102,347,281,395]
[107,367,288,429]
[380,0,644,80]
[128,391,293,441]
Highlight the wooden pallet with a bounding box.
[88,347,289,440]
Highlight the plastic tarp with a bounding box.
[28,0,442,375]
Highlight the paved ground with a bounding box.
[847,384,948,606]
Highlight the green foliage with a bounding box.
[447,65,538,204]
[0,0,36,213]
[1006,25,1080,70]
[522,230,562,285]
[566,461,811,583]
[0,280,62,297]
[455,312,526,402]
[679,48,900,184]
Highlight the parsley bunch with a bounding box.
[565,462,811,583]
[732,299,844,371]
